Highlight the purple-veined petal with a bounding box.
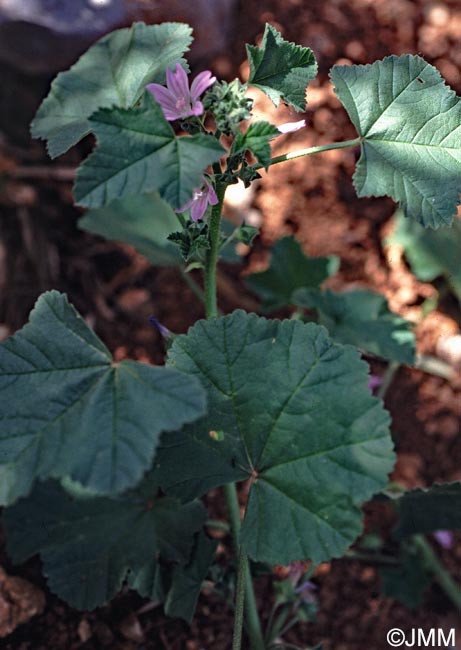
[204,178,218,205]
[166,63,190,99]
[175,197,195,214]
[190,193,208,221]
[277,119,306,134]
[189,100,205,117]
[190,70,216,102]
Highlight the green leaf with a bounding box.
[156,311,395,565]
[247,24,318,112]
[330,55,461,228]
[394,483,461,539]
[387,210,461,299]
[293,288,416,364]
[232,121,279,168]
[31,22,193,158]
[380,542,431,608]
[79,192,182,266]
[74,95,225,210]
[0,291,206,504]
[165,531,217,622]
[245,237,339,311]
[3,479,205,609]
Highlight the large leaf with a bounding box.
[330,55,461,228]
[3,478,205,609]
[74,96,225,210]
[31,22,193,158]
[387,210,461,299]
[156,311,394,565]
[293,288,416,364]
[79,192,182,266]
[380,542,431,608]
[245,236,339,311]
[0,291,206,504]
[246,24,318,112]
[394,483,461,539]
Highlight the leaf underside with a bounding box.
[79,192,182,266]
[330,54,461,228]
[31,22,193,158]
[156,310,395,566]
[394,483,461,538]
[0,291,206,505]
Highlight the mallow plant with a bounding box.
[1,21,461,650]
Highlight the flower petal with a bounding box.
[190,194,208,221]
[190,70,216,102]
[146,84,178,110]
[277,119,306,134]
[166,63,190,99]
[204,178,218,205]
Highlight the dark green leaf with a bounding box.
[165,531,217,622]
[245,237,339,311]
[3,479,205,609]
[387,210,461,299]
[394,483,461,539]
[330,55,461,228]
[32,22,193,158]
[293,288,415,364]
[380,543,431,608]
[156,311,395,565]
[232,121,279,168]
[247,24,318,112]
[0,291,206,504]
[74,96,225,210]
[79,192,182,266]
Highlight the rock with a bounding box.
[0,0,127,74]
[0,566,45,638]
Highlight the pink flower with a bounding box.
[277,119,306,134]
[434,530,453,549]
[368,374,382,393]
[176,176,218,221]
[146,63,216,121]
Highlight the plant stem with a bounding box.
[251,137,361,172]
[413,535,461,610]
[224,483,265,650]
[179,267,205,304]
[232,550,247,650]
[376,362,400,401]
[204,182,226,318]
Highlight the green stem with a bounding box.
[204,182,226,318]
[224,483,265,650]
[232,550,247,650]
[251,137,361,172]
[179,267,205,305]
[376,362,400,401]
[413,535,461,610]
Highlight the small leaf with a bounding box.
[156,311,395,566]
[245,237,339,311]
[165,531,217,622]
[330,55,461,228]
[394,483,461,539]
[79,193,182,266]
[293,288,416,364]
[387,210,461,299]
[0,291,206,504]
[247,24,318,112]
[3,479,205,609]
[232,121,279,168]
[74,96,225,210]
[31,22,193,158]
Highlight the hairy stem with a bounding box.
[251,137,362,172]
[224,484,265,650]
[204,182,226,318]
[232,550,247,650]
